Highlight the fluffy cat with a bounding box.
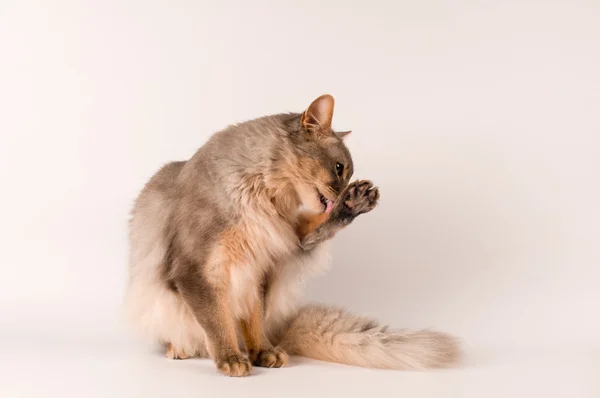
[126,94,460,376]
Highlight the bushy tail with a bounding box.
[277,305,461,370]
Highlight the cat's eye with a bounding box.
[335,163,344,176]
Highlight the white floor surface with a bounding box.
[1,335,597,398]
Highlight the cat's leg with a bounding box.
[165,343,193,359]
[176,260,252,377]
[299,180,379,251]
[240,291,288,368]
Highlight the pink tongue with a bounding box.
[325,200,334,214]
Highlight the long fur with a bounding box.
[275,305,460,370]
[125,95,461,374]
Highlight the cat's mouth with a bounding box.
[318,191,335,214]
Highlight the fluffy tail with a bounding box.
[277,305,461,370]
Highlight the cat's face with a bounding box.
[290,95,354,214]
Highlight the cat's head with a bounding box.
[287,94,354,214]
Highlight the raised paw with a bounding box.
[337,180,379,221]
[250,347,288,368]
[217,354,252,377]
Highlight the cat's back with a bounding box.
[184,114,295,181]
[131,160,185,226]
[138,161,186,199]
[128,161,185,271]
[129,113,297,269]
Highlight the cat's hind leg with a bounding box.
[165,343,194,360]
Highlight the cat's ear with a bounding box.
[335,130,352,140]
[301,94,334,134]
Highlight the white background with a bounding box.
[1,0,599,397]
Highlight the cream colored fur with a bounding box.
[278,306,460,370]
[126,186,460,369]
[125,181,332,358]
[126,176,209,358]
[125,98,460,371]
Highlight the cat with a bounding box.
[126,94,460,376]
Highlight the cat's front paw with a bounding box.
[217,354,252,377]
[250,347,288,368]
[335,180,379,222]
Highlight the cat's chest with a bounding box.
[224,214,297,318]
[241,213,297,263]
